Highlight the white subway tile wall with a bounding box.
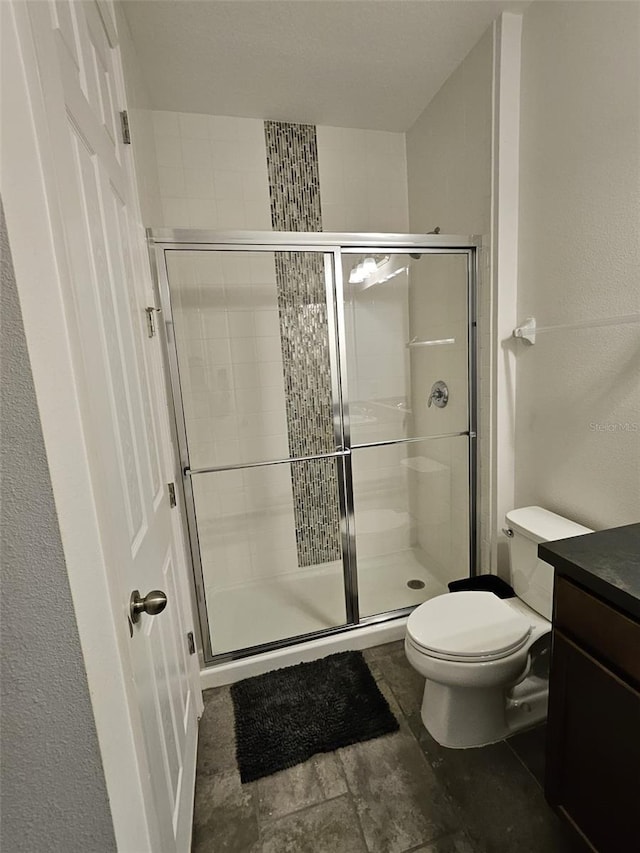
[151,112,409,233]
[152,111,272,229]
[316,125,409,232]
[166,249,290,473]
[343,268,411,443]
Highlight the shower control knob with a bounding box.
[129,589,167,623]
[428,380,449,408]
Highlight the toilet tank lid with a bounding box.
[506,506,593,544]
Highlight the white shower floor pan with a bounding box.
[201,549,448,686]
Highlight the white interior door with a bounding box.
[3,1,202,850]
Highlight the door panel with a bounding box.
[342,252,469,445]
[191,458,348,655]
[351,435,470,618]
[165,248,339,469]
[22,2,200,849]
[163,245,348,660]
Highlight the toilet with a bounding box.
[405,506,592,748]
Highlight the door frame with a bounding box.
[1,4,201,850]
[149,229,480,665]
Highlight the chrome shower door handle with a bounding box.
[428,380,449,408]
[130,589,168,623]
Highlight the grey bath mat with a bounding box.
[230,650,399,783]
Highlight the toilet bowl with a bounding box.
[405,506,592,748]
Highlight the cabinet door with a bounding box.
[546,630,640,852]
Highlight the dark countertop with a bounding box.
[539,523,640,621]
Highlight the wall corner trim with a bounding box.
[490,11,523,575]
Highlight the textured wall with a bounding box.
[406,27,494,570]
[0,201,116,852]
[515,1,640,528]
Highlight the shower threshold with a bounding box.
[200,613,406,689]
[201,551,448,685]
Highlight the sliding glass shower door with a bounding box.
[161,247,349,658]
[342,251,471,618]
[152,233,477,664]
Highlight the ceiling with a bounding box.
[122,0,526,132]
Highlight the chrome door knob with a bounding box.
[129,589,167,623]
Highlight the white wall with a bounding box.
[490,13,523,577]
[117,4,163,226]
[0,202,116,852]
[152,111,272,229]
[406,26,494,573]
[515,1,640,529]
[406,26,493,237]
[317,126,408,231]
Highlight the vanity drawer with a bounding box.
[554,576,640,685]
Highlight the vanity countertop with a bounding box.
[539,522,640,621]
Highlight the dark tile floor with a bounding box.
[192,641,577,853]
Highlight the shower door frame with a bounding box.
[148,230,479,666]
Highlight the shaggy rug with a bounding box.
[231,650,399,783]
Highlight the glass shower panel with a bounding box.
[165,249,337,469]
[342,252,469,445]
[351,436,470,619]
[192,458,347,655]
[153,234,477,663]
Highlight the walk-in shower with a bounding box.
[149,230,478,665]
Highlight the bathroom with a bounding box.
[1,1,638,852]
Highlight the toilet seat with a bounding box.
[407,591,532,662]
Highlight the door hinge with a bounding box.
[145,306,161,338]
[187,631,196,655]
[168,482,177,507]
[120,110,131,144]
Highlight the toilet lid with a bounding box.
[407,591,532,660]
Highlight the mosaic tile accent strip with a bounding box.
[265,121,322,232]
[265,121,341,567]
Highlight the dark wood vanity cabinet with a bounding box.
[545,576,640,852]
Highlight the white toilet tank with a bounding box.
[505,506,592,620]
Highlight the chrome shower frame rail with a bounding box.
[148,230,480,666]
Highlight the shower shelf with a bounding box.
[406,337,456,348]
